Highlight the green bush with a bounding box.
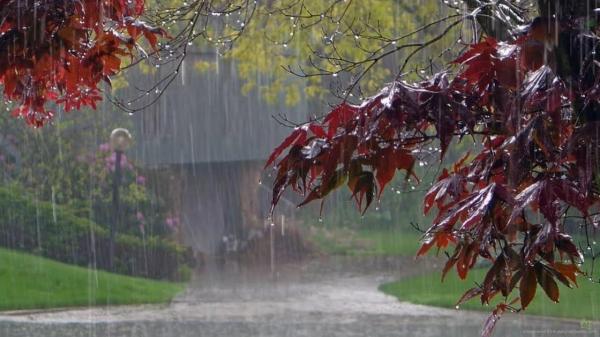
[0,185,194,281]
[176,265,193,282]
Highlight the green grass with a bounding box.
[357,229,422,256]
[0,248,185,311]
[308,226,422,256]
[380,267,600,320]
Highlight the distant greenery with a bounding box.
[380,267,600,320]
[0,248,184,311]
[185,0,453,108]
[0,185,194,281]
[307,226,422,257]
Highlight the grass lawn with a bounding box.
[308,226,423,256]
[0,248,185,311]
[379,266,600,320]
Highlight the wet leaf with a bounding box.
[481,303,508,337]
[456,287,483,306]
[520,266,537,309]
[535,263,560,303]
[265,128,307,168]
[553,262,581,287]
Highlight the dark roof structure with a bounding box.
[129,53,314,167]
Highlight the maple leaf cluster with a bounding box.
[268,16,600,335]
[0,0,165,126]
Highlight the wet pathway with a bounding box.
[0,257,598,337]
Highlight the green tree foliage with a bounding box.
[0,185,193,280]
[187,1,452,107]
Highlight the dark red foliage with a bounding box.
[268,14,598,337]
[0,0,165,126]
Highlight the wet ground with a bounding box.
[0,256,598,337]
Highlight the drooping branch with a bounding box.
[266,3,600,336]
[110,0,257,114]
[0,0,169,125]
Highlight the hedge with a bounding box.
[0,185,194,281]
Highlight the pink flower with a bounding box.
[99,143,110,152]
[165,215,180,230]
[136,211,145,222]
[105,152,132,172]
[136,175,146,185]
